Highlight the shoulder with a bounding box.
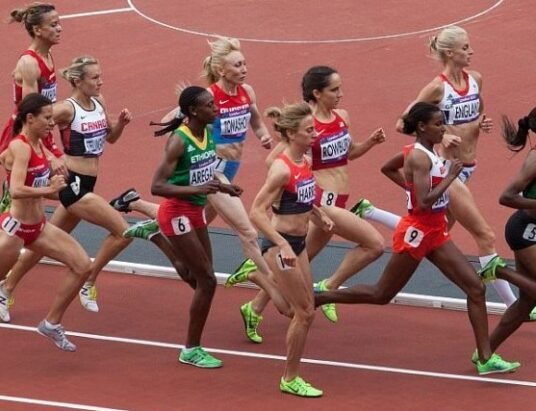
[467,70,482,87]
[15,54,40,76]
[334,108,350,125]
[242,83,256,101]
[417,77,444,101]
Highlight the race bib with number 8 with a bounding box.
[320,191,338,207]
[171,216,192,235]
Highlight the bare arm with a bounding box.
[16,55,41,97]
[409,151,462,210]
[95,95,132,144]
[244,84,272,149]
[395,79,444,133]
[381,151,405,188]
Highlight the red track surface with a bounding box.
[1,1,536,409]
[2,265,536,410]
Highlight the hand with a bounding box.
[260,134,273,149]
[279,242,297,268]
[198,179,221,194]
[49,174,67,192]
[479,114,493,133]
[369,128,386,145]
[447,158,463,179]
[220,183,243,197]
[441,133,461,148]
[49,156,69,178]
[320,214,334,232]
[117,108,132,126]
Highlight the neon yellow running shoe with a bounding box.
[179,346,223,368]
[79,282,99,313]
[478,256,507,283]
[240,301,263,343]
[476,353,520,375]
[280,376,323,398]
[315,279,338,323]
[529,307,536,321]
[349,198,374,218]
[226,258,257,288]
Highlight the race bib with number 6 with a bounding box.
[171,216,192,235]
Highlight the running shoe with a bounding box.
[349,198,374,218]
[478,255,507,283]
[123,219,160,240]
[225,258,257,288]
[37,320,76,352]
[109,188,140,213]
[0,179,11,213]
[476,353,520,375]
[79,282,99,313]
[314,279,338,323]
[240,301,263,343]
[0,281,11,323]
[471,349,478,364]
[178,346,223,368]
[280,376,323,398]
[529,307,536,321]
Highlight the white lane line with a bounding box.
[127,0,504,44]
[2,323,535,388]
[62,7,133,20]
[0,394,128,411]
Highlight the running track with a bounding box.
[1,1,535,409]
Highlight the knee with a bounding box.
[196,270,217,291]
[363,238,384,259]
[73,257,92,279]
[467,280,486,303]
[372,287,394,305]
[293,305,315,326]
[237,225,258,245]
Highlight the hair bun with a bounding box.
[518,116,530,131]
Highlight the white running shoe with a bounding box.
[0,281,11,323]
[37,320,76,352]
[79,282,99,312]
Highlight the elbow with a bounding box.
[499,193,512,208]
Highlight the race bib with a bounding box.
[296,178,315,204]
[41,83,57,102]
[404,226,424,248]
[320,190,338,207]
[220,113,251,136]
[189,157,216,186]
[276,252,292,271]
[320,131,350,163]
[214,157,227,174]
[171,216,192,235]
[84,134,106,155]
[522,223,536,242]
[32,169,50,188]
[1,215,21,236]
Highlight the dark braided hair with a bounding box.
[502,107,536,152]
[402,102,442,135]
[150,86,208,137]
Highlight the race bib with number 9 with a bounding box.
[404,226,424,248]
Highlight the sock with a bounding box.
[44,320,59,329]
[479,253,517,307]
[365,208,402,230]
[182,346,199,354]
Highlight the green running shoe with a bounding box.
[280,376,323,398]
[179,346,223,368]
[0,179,11,213]
[315,279,338,323]
[225,258,257,288]
[240,301,263,343]
[529,307,536,321]
[123,219,160,240]
[349,198,374,218]
[476,353,520,375]
[478,256,507,283]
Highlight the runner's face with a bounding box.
[192,92,218,125]
[448,34,473,67]
[220,51,247,85]
[28,105,54,139]
[420,111,445,144]
[34,11,62,45]
[78,64,103,97]
[314,73,343,109]
[290,115,316,149]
